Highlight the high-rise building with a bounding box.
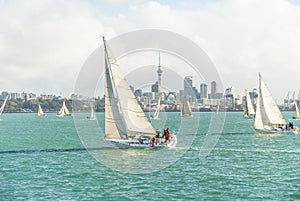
[211,81,217,96]
[200,83,208,99]
[151,81,160,93]
[184,76,193,97]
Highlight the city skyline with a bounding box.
[1,0,300,102]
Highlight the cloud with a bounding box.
[111,0,300,102]
[0,0,113,96]
[1,0,300,102]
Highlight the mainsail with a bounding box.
[181,99,192,116]
[37,104,46,116]
[103,37,155,139]
[244,89,255,118]
[0,96,8,115]
[254,73,286,130]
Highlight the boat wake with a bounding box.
[0,147,113,154]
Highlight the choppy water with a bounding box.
[1,112,300,200]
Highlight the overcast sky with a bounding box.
[1,0,300,102]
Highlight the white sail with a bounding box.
[151,99,160,119]
[89,102,96,120]
[57,101,71,116]
[244,89,255,118]
[181,99,192,116]
[37,104,47,116]
[254,73,286,131]
[295,102,300,119]
[0,96,8,115]
[103,37,155,139]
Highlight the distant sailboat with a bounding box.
[87,102,96,120]
[292,102,300,120]
[150,99,160,119]
[254,73,298,134]
[102,36,176,148]
[243,89,255,119]
[0,96,8,116]
[180,99,192,117]
[37,104,47,116]
[57,101,71,117]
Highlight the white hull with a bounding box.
[56,114,71,117]
[255,128,298,134]
[244,115,254,119]
[106,135,177,149]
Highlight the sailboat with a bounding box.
[150,99,160,119]
[254,73,298,134]
[87,102,96,120]
[292,102,300,120]
[56,101,71,117]
[243,89,255,119]
[102,37,176,148]
[180,99,192,117]
[37,104,47,116]
[0,96,8,116]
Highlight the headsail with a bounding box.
[0,96,8,115]
[103,37,155,139]
[37,104,46,116]
[254,73,286,130]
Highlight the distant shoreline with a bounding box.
[1,110,295,114]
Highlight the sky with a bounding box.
[1,0,300,102]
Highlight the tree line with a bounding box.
[0,98,104,113]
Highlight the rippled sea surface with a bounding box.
[1,112,300,200]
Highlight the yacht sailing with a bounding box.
[254,73,298,134]
[37,104,47,116]
[243,89,255,119]
[0,96,8,116]
[180,99,192,117]
[102,36,177,148]
[57,101,71,117]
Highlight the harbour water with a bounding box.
[1,112,300,200]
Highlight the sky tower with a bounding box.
[157,51,163,88]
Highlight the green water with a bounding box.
[1,112,300,200]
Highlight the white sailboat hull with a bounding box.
[244,114,254,119]
[255,128,298,134]
[106,134,177,149]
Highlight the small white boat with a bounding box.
[254,73,298,134]
[102,37,177,148]
[243,89,255,119]
[57,101,71,117]
[150,99,160,119]
[180,99,192,117]
[37,104,47,116]
[87,102,96,120]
